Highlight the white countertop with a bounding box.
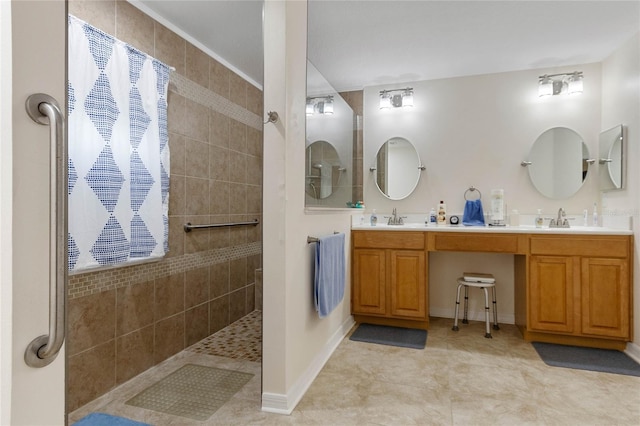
[351,223,632,235]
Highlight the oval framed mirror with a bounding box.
[373,137,422,200]
[305,140,344,199]
[599,124,624,191]
[525,127,590,199]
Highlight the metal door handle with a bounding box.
[24,94,68,368]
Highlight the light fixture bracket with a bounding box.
[538,72,583,97]
[306,95,334,115]
[379,87,414,109]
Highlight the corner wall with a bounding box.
[66,0,263,411]
[262,0,354,413]
[600,32,640,352]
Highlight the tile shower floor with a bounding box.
[69,316,640,425]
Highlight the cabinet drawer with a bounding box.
[352,231,425,250]
[431,233,518,253]
[530,236,629,258]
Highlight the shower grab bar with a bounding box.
[24,94,68,368]
[184,219,260,232]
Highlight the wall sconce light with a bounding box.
[538,71,583,97]
[306,95,334,115]
[379,87,414,109]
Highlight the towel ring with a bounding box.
[464,186,481,200]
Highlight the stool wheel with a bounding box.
[452,325,459,331]
[484,333,492,339]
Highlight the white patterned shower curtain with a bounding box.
[67,15,171,272]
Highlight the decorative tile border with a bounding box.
[169,73,262,131]
[68,241,262,299]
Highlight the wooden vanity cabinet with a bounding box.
[351,231,427,329]
[527,235,632,346]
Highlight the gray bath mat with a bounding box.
[532,342,640,377]
[125,364,253,421]
[349,323,427,349]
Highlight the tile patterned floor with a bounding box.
[186,310,262,362]
[70,316,640,425]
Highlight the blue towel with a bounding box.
[463,199,485,226]
[314,233,345,318]
[73,413,150,426]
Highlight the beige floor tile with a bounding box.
[70,316,640,426]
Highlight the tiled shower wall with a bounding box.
[67,0,262,411]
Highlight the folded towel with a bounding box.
[314,233,345,318]
[463,199,485,226]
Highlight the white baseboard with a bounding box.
[625,341,640,363]
[429,307,515,325]
[261,315,355,415]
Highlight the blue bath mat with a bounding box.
[349,323,427,349]
[73,413,150,426]
[532,342,640,377]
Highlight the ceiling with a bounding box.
[135,1,640,92]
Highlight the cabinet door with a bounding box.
[352,249,386,315]
[581,257,630,339]
[529,256,575,333]
[389,250,426,319]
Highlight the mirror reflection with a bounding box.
[305,140,344,200]
[599,124,624,191]
[305,60,356,208]
[374,137,422,200]
[526,127,590,199]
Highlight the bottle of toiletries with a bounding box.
[429,207,437,225]
[370,209,378,226]
[593,203,598,226]
[583,209,588,227]
[490,189,505,225]
[535,209,543,228]
[509,209,519,227]
[437,201,447,225]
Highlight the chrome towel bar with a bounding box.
[184,219,259,232]
[307,232,340,244]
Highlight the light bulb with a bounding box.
[538,76,553,97]
[568,73,583,95]
[379,92,391,109]
[402,89,414,107]
[323,97,334,114]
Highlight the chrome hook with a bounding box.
[264,111,279,124]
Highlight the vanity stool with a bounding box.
[452,273,499,338]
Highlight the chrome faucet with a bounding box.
[386,208,405,225]
[549,207,570,228]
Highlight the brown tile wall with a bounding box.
[67,0,262,412]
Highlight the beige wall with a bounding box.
[262,0,354,413]
[66,0,262,411]
[600,32,640,350]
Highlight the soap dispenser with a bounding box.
[429,207,437,225]
[370,209,378,226]
[535,209,543,228]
